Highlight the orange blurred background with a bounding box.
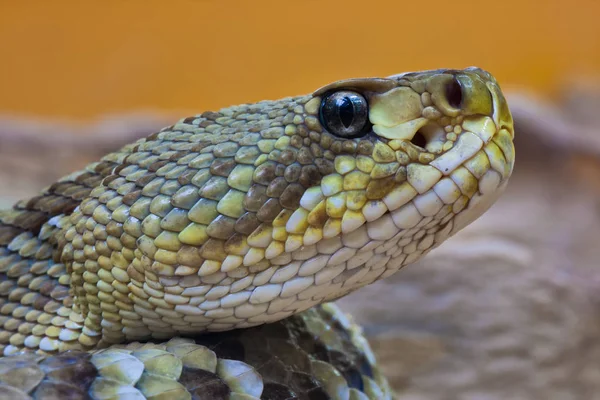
[0,0,598,120]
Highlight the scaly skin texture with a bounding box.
[0,67,514,399]
[0,304,392,399]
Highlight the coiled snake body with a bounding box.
[0,67,515,399]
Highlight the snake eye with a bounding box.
[319,91,371,138]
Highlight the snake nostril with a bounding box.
[446,77,463,109]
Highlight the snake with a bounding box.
[0,67,515,400]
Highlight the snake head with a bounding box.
[283,67,515,296]
[210,66,514,307]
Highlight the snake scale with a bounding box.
[0,67,515,400]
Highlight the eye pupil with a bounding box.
[337,97,354,128]
[319,90,370,138]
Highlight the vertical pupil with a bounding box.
[337,97,354,128]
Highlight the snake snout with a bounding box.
[455,68,514,136]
